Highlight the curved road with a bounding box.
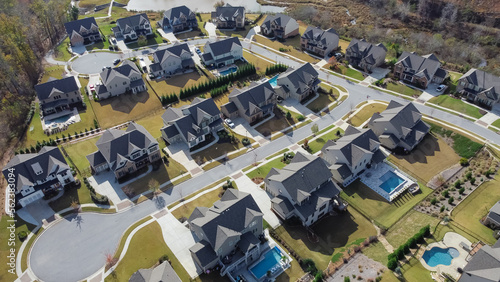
[31,39,500,282]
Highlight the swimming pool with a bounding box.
[219,66,237,76]
[422,247,459,267]
[379,171,405,193]
[45,114,71,126]
[250,247,283,279]
[268,75,279,87]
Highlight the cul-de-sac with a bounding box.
[1,0,500,281]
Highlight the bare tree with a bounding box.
[214,0,225,8]
[439,3,458,28]
[148,179,160,198]
[396,2,410,21]
[417,0,432,20]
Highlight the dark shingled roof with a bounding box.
[229,81,276,116]
[129,261,181,282]
[459,68,500,102]
[301,27,339,50]
[220,101,238,114]
[459,239,500,282]
[35,76,79,101]
[204,37,241,57]
[214,4,245,22]
[190,241,218,269]
[100,60,142,86]
[278,63,319,95]
[64,17,99,37]
[396,51,443,81]
[346,39,387,65]
[152,43,192,66]
[261,13,295,30]
[163,5,195,24]
[116,13,150,34]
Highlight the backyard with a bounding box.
[384,210,440,247]
[386,81,423,97]
[253,35,319,64]
[63,136,101,175]
[428,95,484,119]
[387,135,461,183]
[147,72,209,98]
[273,207,376,271]
[242,50,274,76]
[341,180,433,228]
[348,102,387,127]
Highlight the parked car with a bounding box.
[195,48,201,54]
[225,119,235,128]
[436,84,446,92]
[113,59,121,65]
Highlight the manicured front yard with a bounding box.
[246,157,287,180]
[348,103,387,127]
[190,132,254,166]
[48,185,93,212]
[386,82,423,97]
[255,107,303,137]
[306,127,343,154]
[306,85,339,113]
[253,35,319,64]
[274,208,376,271]
[335,65,365,81]
[106,221,190,282]
[428,95,484,119]
[387,135,460,183]
[451,174,500,244]
[54,37,73,61]
[341,180,433,228]
[491,119,500,128]
[171,184,232,220]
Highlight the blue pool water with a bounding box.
[250,247,282,279]
[268,75,279,87]
[219,66,238,76]
[422,247,459,267]
[45,114,71,126]
[379,171,405,193]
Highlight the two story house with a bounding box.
[484,201,500,229]
[188,189,264,277]
[394,52,448,89]
[64,17,102,47]
[211,4,245,29]
[35,76,83,117]
[300,27,339,57]
[345,39,387,72]
[86,122,160,179]
[112,13,152,42]
[149,43,194,77]
[260,14,299,40]
[275,63,320,102]
[94,60,146,100]
[321,126,386,187]
[457,239,500,282]
[264,152,342,226]
[457,68,500,109]
[2,147,75,208]
[221,81,276,124]
[160,97,223,149]
[367,100,430,151]
[158,5,197,33]
[200,37,243,68]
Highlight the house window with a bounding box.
[123,82,126,85]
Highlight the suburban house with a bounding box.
[211,4,245,29]
[64,17,102,47]
[393,52,448,89]
[86,122,161,179]
[2,147,75,208]
[457,68,500,108]
[160,97,223,148]
[321,126,386,186]
[94,60,146,100]
[188,189,265,277]
[260,14,299,40]
[300,27,339,57]
[35,76,83,116]
[458,239,500,282]
[129,261,181,282]
[484,201,500,229]
[275,63,320,102]
[200,37,243,68]
[345,39,387,72]
[264,152,342,226]
[112,13,153,41]
[149,43,194,77]
[158,5,197,32]
[367,100,430,151]
[221,81,277,124]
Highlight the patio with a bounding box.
[41,107,81,134]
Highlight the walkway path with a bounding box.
[372,222,394,253]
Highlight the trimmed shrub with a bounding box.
[431,198,437,205]
[403,243,410,254]
[408,237,417,248]
[448,197,454,204]
[297,115,305,121]
[387,258,398,271]
[18,231,28,241]
[460,157,469,166]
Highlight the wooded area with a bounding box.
[0,0,72,162]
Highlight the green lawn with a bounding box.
[265,148,290,160]
[274,207,376,271]
[341,180,433,228]
[54,37,73,61]
[112,216,152,261]
[427,122,483,159]
[385,210,440,248]
[399,257,434,282]
[246,157,287,180]
[451,174,500,245]
[306,86,339,113]
[48,184,93,212]
[386,82,423,97]
[255,107,304,137]
[253,35,319,64]
[171,186,227,220]
[63,136,100,174]
[362,241,391,266]
[491,119,500,128]
[126,33,164,49]
[349,103,387,127]
[307,128,343,154]
[106,221,190,282]
[428,95,483,119]
[40,65,66,83]
[190,132,254,166]
[242,50,274,75]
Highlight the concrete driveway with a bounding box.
[417,83,445,102]
[205,22,217,38]
[230,117,265,142]
[163,143,201,174]
[18,200,55,226]
[361,67,390,85]
[71,52,123,74]
[158,28,178,43]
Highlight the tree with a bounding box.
[286,111,292,120]
[148,179,160,198]
[214,0,225,8]
[70,6,79,21]
[387,258,397,270]
[137,35,147,47]
[311,124,319,136]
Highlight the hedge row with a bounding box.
[83,177,109,205]
[387,225,430,270]
[265,63,288,76]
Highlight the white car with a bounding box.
[225,119,235,128]
[436,84,446,92]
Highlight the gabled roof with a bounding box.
[205,37,242,57]
[163,5,195,22]
[301,27,339,48]
[265,152,333,204]
[229,81,275,115]
[89,122,157,169]
[2,147,70,193]
[129,260,181,282]
[153,42,191,64]
[35,76,79,101]
[488,201,500,224]
[346,38,387,62]
[460,68,500,101]
[396,51,442,81]
[116,13,150,33]
[99,60,141,86]
[214,4,245,21]
[189,189,262,252]
[278,63,319,94]
[368,100,425,139]
[64,17,99,36]
[459,239,500,282]
[161,98,221,141]
[261,13,295,29]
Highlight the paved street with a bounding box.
[29,37,500,282]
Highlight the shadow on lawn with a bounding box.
[391,135,441,165]
[97,90,152,114]
[343,180,388,202]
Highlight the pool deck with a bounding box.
[359,161,415,201]
[41,107,81,132]
[419,231,471,280]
